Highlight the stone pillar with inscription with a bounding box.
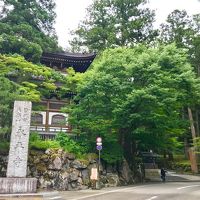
[0,101,37,194]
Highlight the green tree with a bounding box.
[0,54,66,138]
[0,54,65,102]
[0,0,61,62]
[0,77,17,139]
[1,0,56,34]
[159,10,194,48]
[159,10,200,149]
[70,0,157,52]
[69,44,200,165]
[159,10,200,74]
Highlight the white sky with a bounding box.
[55,0,200,49]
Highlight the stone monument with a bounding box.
[0,101,37,194]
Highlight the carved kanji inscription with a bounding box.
[7,101,32,178]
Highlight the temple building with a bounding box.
[30,52,96,139]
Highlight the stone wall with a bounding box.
[0,149,137,191]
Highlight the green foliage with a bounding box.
[30,140,60,151]
[0,0,61,62]
[193,137,200,153]
[0,77,17,138]
[69,44,200,163]
[101,142,123,164]
[159,10,200,157]
[29,132,60,150]
[159,10,195,49]
[0,54,66,101]
[172,160,192,173]
[70,0,158,52]
[0,54,69,139]
[0,32,42,62]
[159,10,200,75]
[1,0,56,34]
[29,132,41,142]
[56,133,88,156]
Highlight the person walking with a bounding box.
[160,168,167,182]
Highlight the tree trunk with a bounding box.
[119,128,134,167]
[182,107,189,158]
[195,109,200,137]
[184,138,189,159]
[188,107,196,139]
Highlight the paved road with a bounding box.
[2,172,199,200]
[58,182,200,200]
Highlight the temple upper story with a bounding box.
[30,52,97,139]
[40,52,97,73]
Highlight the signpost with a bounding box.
[96,137,102,168]
[96,137,102,184]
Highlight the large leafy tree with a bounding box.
[0,54,66,138]
[159,10,194,48]
[159,10,200,74]
[1,0,56,34]
[0,77,17,139]
[69,44,200,165]
[70,0,158,52]
[160,10,200,145]
[0,54,65,101]
[0,0,61,62]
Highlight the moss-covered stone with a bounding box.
[36,163,47,172]
[78,159,90,166]
[33,157,41,164]
[40,154,49,162]
[86,153,98,161]
[30,150,44,156]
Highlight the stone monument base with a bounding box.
[0,178,37,194]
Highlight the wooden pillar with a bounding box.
[188,147,199,173]
[188,107,198,173]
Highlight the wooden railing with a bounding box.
[30,124,72,140]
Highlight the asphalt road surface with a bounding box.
[59,182,200,200]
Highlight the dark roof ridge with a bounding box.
[43,52,96,58]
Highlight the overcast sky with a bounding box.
[55,0,200,48]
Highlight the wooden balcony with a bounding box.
[30,124,72,140]
[31,99,72,140]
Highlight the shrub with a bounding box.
[29,132,60,150]
[56,132,88,156]
[29,131,41,142]
[101,142,123,164]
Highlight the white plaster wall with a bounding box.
[32,111,46,125]
[40,111,46,125]
[49,112,68,125]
